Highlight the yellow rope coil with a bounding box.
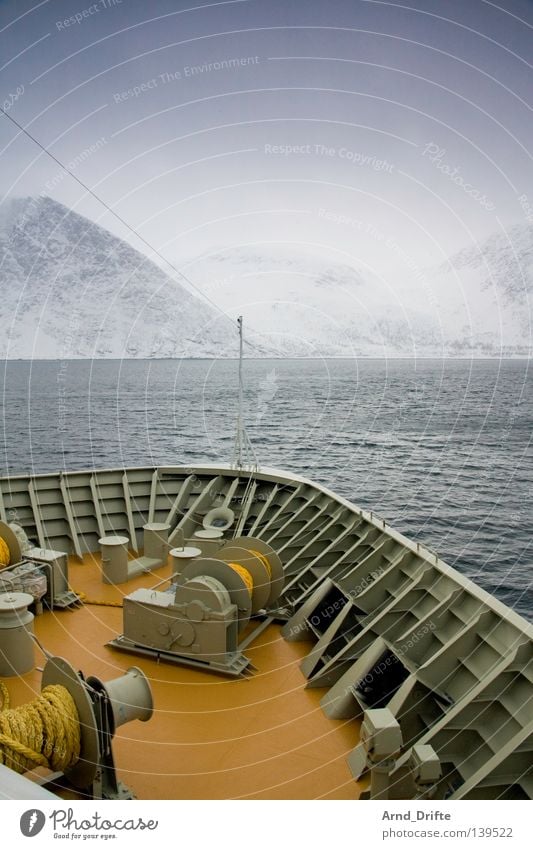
[227,563,253,597]
[0,537,10,568]
[73,589,123,608]
[0,681,81,774]
[249,549,272,579]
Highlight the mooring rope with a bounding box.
[227,563,254,596]
[73,589,123,608]
[249,549,272,579]
[0,681,81,774]
[0,537,10,568]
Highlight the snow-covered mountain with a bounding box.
[188,246,443,357]
[186,227,533,357]
[0,196,241,359]
[427,224,532,356]
[1,196,531,358]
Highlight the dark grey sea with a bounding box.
[1,357,531,620]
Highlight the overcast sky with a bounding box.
[1,0,532,280]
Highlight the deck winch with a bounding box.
[109,536,284,676]
[0,655,153,800]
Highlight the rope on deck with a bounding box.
[0,681,80,773]
[72,590,123,608]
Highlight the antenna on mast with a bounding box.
[233,316,257,471]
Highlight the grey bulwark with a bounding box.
[0,463,531,800]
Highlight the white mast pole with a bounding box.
[236,315,244,468]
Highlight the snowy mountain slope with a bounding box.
[1,196,531,358]
[187,245,444,357]
[187,231,533,357]
[426,224,533,354]
[0,196,242,359]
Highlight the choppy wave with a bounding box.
[1,357,531,620]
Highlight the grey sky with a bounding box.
[1,0,532,280]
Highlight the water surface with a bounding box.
[1,358,531,620]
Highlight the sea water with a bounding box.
[1,357,531,620]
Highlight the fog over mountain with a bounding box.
[1,196,531,359]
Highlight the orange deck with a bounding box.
[4,553,366,800]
